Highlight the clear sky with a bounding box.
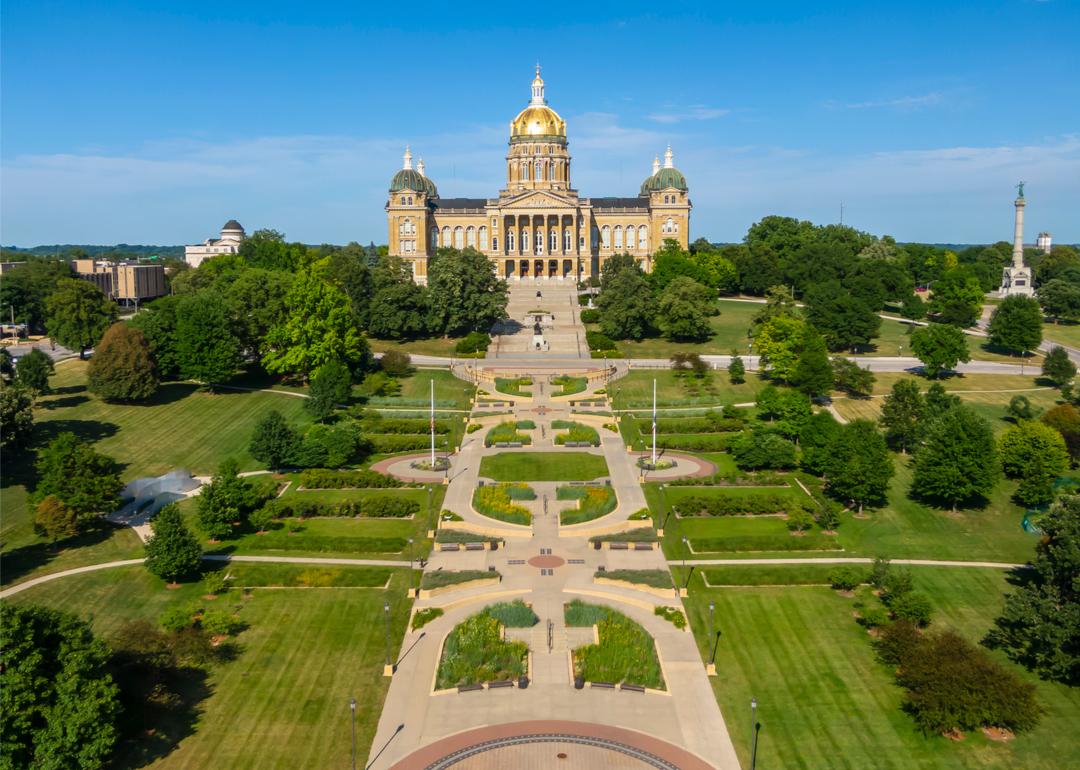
[2,0,1078,247]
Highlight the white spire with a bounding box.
[652,155,661,175]
[402,146,413,170]
[663,144,674,169]
[417,158,426,177]
[530,63,546,105]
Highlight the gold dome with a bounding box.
[510,104,566,139]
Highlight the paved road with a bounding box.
[676,557,1025,569]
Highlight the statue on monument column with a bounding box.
[1017,181,1025,199]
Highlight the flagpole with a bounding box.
[430,379,436,467]
[652,378,657,467]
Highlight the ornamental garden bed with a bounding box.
[558,486,617,525]
[434,601,536,690]
[472,484,535,525]
[564,601,665,690]
[485,420,534,447]
[419,569,501,598]
[551,375,588,396]
[494,377,533,396]
[552,420,600,446]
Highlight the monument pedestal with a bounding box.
[1000,264,1034,297]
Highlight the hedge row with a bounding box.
[654,416,744,434]
[669,471,788,487]
[369,434,447,453]
[360,418,452,435]
[672,494,809,517]
[262,496,420,519]
[298,468,406,489]
[655,434,732,452]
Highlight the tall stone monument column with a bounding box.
[1000,182,1035,297]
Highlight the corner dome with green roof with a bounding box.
[640,146,688,194]
[389,148,438,197]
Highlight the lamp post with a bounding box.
[681,536,689,585]
[349,697,357,770]
[709,601,716,664]
[383,601,392,673]
[407,538,414,592]
[750,696,759,770]
[427,485,434,533]
[659,484,668,529]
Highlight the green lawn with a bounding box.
[4,565,412,770]
[611,370,766,410]
[1041,320,1080,350]
[368,335,467,357]
[684,567,1080,770]
[365,367,473,410]
[479,452,610,481]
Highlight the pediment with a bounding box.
[501,190,578,209]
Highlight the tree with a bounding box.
[196,458,260,540]
[128,295,182,380]
[804,281,881,351]
[910,323,970,378]
[237,228,309,271]
[824,420,894,513]
[998,421,1070,506]
[174,290,241,386]
[927,269,984,327]
[427,248,509,336]
[324,245,373,326]
[730,429,797,469]
[773,388,813,438]
[655,276,713,341]
[0,258,74,332]
[33,495,80,542]
[988,295,1043,354]
[144,503,203,582]
[306,360,353,421]
[1007,394,1040,422]
[366,275,432,339]
[224,268,292,357]
[0,604,121,769]
[831,357,876,397]
[1042,346,1076,388]
[33,432,123,526]
[1037,279,1080,322]
[755,314,807,382]
[692,251,739,293]
[985,496,1080,684]
[379,350,412,377]
[14,348,54,393]
[899,293,927,322]
[262,268,371,380]
[0,382,34,453]
[879,379,925,453]
[44,278,117,357]
[1042,404,1080,464]
[86,323,158,401]
[799,410,842,476]
[751,284,799,327]
[597,268,653,340]
[912,406,1000,510]
[791,327,833,396]
[0,347,13,383]
[728,352,745,384]
[249,410,300,470]
[599,252,641,290]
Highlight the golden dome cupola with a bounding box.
[510,65,566,143]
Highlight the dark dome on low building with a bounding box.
[390,168,438,197]
[222,219,244,231]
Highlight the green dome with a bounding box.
[640,167,688,194]
[390,169,437,197]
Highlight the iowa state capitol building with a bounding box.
[386,67,691,283]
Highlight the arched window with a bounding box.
[508,231,516,251]
[626,226,635,251]
[614,226,623,249]
[663,218,676,234]
[442,226,451,246]
[550,230,558,251]
[466,226,476,248]
[431,232,438,251]
[479,226,488,250]
[564,229,572,251]
[522,228,530,251]
[535,230,544,254]
[521,160,529,180]
[638,225,648,250]
[454,226,464,249]
[601,226,611,248]
[535,159,543,179]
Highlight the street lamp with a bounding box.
[750,696,759,770]
[681,535,689,577]
[407,538,414,592]
[709,601,716,665]
[349,698,357,770]
[659,484,668,528]
[383,601,392,672]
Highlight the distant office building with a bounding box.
[185,219,245,268]
[72,259,167,304]
[0,261,27,275]
[1037,232,1052,254]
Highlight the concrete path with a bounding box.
[680,557,1026,569]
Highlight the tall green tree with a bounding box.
[727,352,745,384]
[1037,279,1080,322]
[791,327,833,396]
[44,278,117,358]
[824,420,894,513]
[324,245,374,327]
[263,268,370,379]
[196,458,260,540]
[87,323,158,401]
[174,291,241,387]
[367,257,432,339]
[238,228,311,272]
[879,379,925,453]
[224,268,292,357]
[33,432,123,526]
[804,281,881,351]
[998,420,1070,506]
[831,357,875,397]
[33,494,81,542]
[1042,403,1080,464]
[1042,346,1077,389]
[655,276,713,341]
[0,382,35,454]
[985,496,1080,685]
[755,314,807,382]
[128,295,182,380]
[427,248,509,336]
[799,410,842,476]
[927,269,984,327]
[910,323,970,378]
[306,360,353,421]
[692,250,739,293]
[0,604,121,770]
[599,253,640,291]
[751,284,800,327]
[144,503,203,582]
[14,347,53,393]
[988,295,1043,354]
[249,410,300,470]
[0,258,73,331]
[597,268,653,340]
[912,406,1000,510]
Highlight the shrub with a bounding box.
[656,434,733,452]
[857,606,890,628]
[200,570,229,596]
[558,486,616,524]
[199,608,243,637]
[379,350,412,377]
[573,612,665,689]
[360,417,452,435]
[586,330,617,352]
[466,423,481,433]
[435,613,528,689]
[552,420,600,446]
[580,308,600,324]
[368,434,441,453]
[412,607,444,630]
[485,421,532,447]
[485,600,539,628]
[360,371,399,397]
[881,568,914,605]
[297,468,405,489]
[654,606,687,629]
[654,413,744,434]
[786,509,814,532]
[671,493,805,517]
[259,495,419,519]
[564,599,610,627]
[455,332,491,355]
[815,501,842,531]
[828,566,865,591]
[588,529,659,544]
[888,591,933,627]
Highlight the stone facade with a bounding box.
[387,68,691,283]
[185,219,245,268]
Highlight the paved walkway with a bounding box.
[680,557,1025,569]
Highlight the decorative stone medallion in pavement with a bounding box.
[527,554,566,569]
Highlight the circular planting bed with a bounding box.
[411,457,451,471]
[370,452,452,482]
[636,453,716,480]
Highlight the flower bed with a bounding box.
[557,485,617,525]
[552,420,600,446]
[435,612,529,689]
[564,602,665,690]
[494,377,532,396]
[485,421,533,447]
[261,495,420,519]
[589,529,658,544]
[552,375,588,396]
[472,484,533,525]
[435,530,501,544]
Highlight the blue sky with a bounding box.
[2,0,1078,246]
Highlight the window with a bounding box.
[442,226,451,246]
[479,226,488,250]
[492,235,499,252]
[535,230,544,254]
[614,226,623,249]
[491,217,497,228]
[579,235,586,249]
[564,229,572,251]
[407,196,413,205]
[454,226,464,249]
[523,228,530,251]
[521,161,529,180]
[626,226,635,251]
[535,159,543,179]
[638,225,648,250]
[601,225,611,248]
[400,196,406,205]
[663,218,677,234]
[466,226,476,248]
[508,231,516,251]
[550,230,558,251]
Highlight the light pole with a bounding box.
[659,484,668,529]
[709,601,716,665]
[681,535,689,585]
[383,601,392,672]
[349,697,357,770]
[1021,350,1027,376]
[750,696,759,770]
[408,538,414,592]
